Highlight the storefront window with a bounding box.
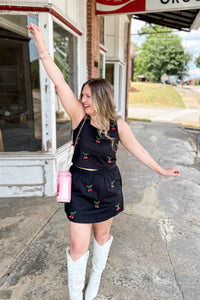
[100,17,104,46]
[53,22,77,148]
[0,15,41,152]
[100,54,104,78]
[106,63,114,85]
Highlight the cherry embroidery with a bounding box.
[87,184,93,192]
[96,136,101,144]
[69,211,77,219]
[116,143,119,150]
[110,180,115,188]
[83,152,89,160]
[111,124,116,131]
[94,201,100,208]
[75,137,80,145]
[115,203,120,211]
[107,156,112,163]
[84,115,90,120]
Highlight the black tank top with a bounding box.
[72,115,119,170]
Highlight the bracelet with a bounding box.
[39,53,51,60]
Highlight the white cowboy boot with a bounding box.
[85,236,113,300]
[66,247,89,300]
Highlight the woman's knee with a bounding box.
[70,241,89,257]
[93,231,110,245]
[69,222,91,258]
[93,218,113,245]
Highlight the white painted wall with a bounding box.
[105,14,129,61]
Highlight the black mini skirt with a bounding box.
[65,165,124,223]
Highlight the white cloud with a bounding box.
[131,19,146,46]
[179,29,200,58]
[131,18,146,34]
[188,68,200,79]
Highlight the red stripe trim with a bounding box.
[0,5,82,36]
[100,45,107,53]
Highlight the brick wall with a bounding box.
[87,0,100,79]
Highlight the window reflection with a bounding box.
[53,22,77,148]
[100,54,104,78]
[0,15,41,152]
[106,63,114,85]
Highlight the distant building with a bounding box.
[183,77,200,85]
[189,77,200,86]
[136,75,147,82]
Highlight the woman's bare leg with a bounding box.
[69,221,92,260]
[67,221,92,300]
[92,217,113,244]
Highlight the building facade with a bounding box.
[0,0,130,197]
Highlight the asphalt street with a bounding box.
[0,120,200,300]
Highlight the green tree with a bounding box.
[134,24,192,82]
[195,55,200,68]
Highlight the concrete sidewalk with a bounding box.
[128,106,200,127]
[0,121,200,300]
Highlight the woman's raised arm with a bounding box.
[27,23,84,126]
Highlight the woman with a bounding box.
[27,23,180,300]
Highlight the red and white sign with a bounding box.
[96,0,200,15]
[96,0,145,15]
[146,0,200,12]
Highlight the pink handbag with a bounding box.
[56,117,87,203]
[56,171,72,203]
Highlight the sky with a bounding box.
[131,18,200,80]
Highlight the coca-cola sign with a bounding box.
[96,0,145,15]
[96,0,200,15]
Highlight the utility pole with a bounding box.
[181,47,185,87]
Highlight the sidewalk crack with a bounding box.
[160,219,185,300]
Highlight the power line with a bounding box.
[131,30,180,36]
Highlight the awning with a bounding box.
[96,1,200,31]
[132,9,200,32]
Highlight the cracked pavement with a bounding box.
[0,121,200,300]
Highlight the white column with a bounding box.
[114,62,119,111]
[77,0,88,92]
[38,13,57,196]
[38,12,56,154]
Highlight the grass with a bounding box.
[128,117,151,122]
[129,82,185,108]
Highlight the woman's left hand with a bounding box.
[161,168,180,177]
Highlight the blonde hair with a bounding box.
[80,78,120,145]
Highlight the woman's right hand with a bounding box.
[27,23,46,52]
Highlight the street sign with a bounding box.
[161,74,169,82]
